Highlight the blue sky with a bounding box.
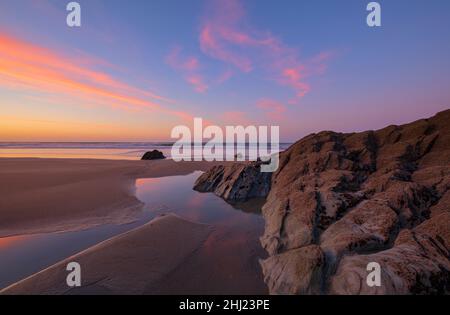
[0,0,449,141]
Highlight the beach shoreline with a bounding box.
[0,157,267,294]
[0,157,225,237]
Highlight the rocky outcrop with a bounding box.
[194,109,450,294]
[193,161,271,202]
[141,150,165,160]
[260,245,324,294]
[329,212,450,294]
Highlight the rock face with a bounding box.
[194,109,450,294]
[141,150,165,160]
[329,212,450,294]
[193,161,271,202]
[260,245,324,294]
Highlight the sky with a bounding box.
[0,0,449,142]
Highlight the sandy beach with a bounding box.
[1,214,213,294]
[1,213,267,295]
[0,157,267,294]
[0,158,223,237]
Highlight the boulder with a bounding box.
[141,150,165,160]
[193,161,271,202]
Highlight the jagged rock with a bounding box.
[320,180,438,264]
[429,190,450,217]
[141,150,165,160]
[193,161,271,202]
[260,245,324,294]
[329,212,450,294]
[193,109,450,294]
[320,199,398,263]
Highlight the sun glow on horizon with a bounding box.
[0,0,449,142]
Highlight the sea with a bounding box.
[0,142,292,160]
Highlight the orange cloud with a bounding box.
[0,33,191,120]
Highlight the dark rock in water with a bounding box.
[141,150,165,160]
[194,109,450,294]
[193,161,271,202]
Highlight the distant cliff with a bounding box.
[194,109,450,294]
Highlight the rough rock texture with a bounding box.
[260,245,324,294]
[329,212,450,294]
[141,150,165,160]
[194,109,450,294]
[193,161,271,202]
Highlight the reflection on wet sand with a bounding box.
[134,172,268,294]
[0,171,268,294]
[0,235,30,249]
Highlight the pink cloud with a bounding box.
[216,69,234,84]
[280,67,311,103]
[221,111,252,125]
[166,46,208,93]
[0,32,192,121]
[199,0,333,103]
[186,75,208,93]
[183,57,200,71]
[256,98,286,120]
[200,25,253,72]
[166,46,200,71]
[308,51,334,75]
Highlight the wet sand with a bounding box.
[0,158,223,237]
[0,158,267,294]
[1,214,267,295]
[1,214,211,294]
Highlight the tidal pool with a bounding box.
[0,171,267,293]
